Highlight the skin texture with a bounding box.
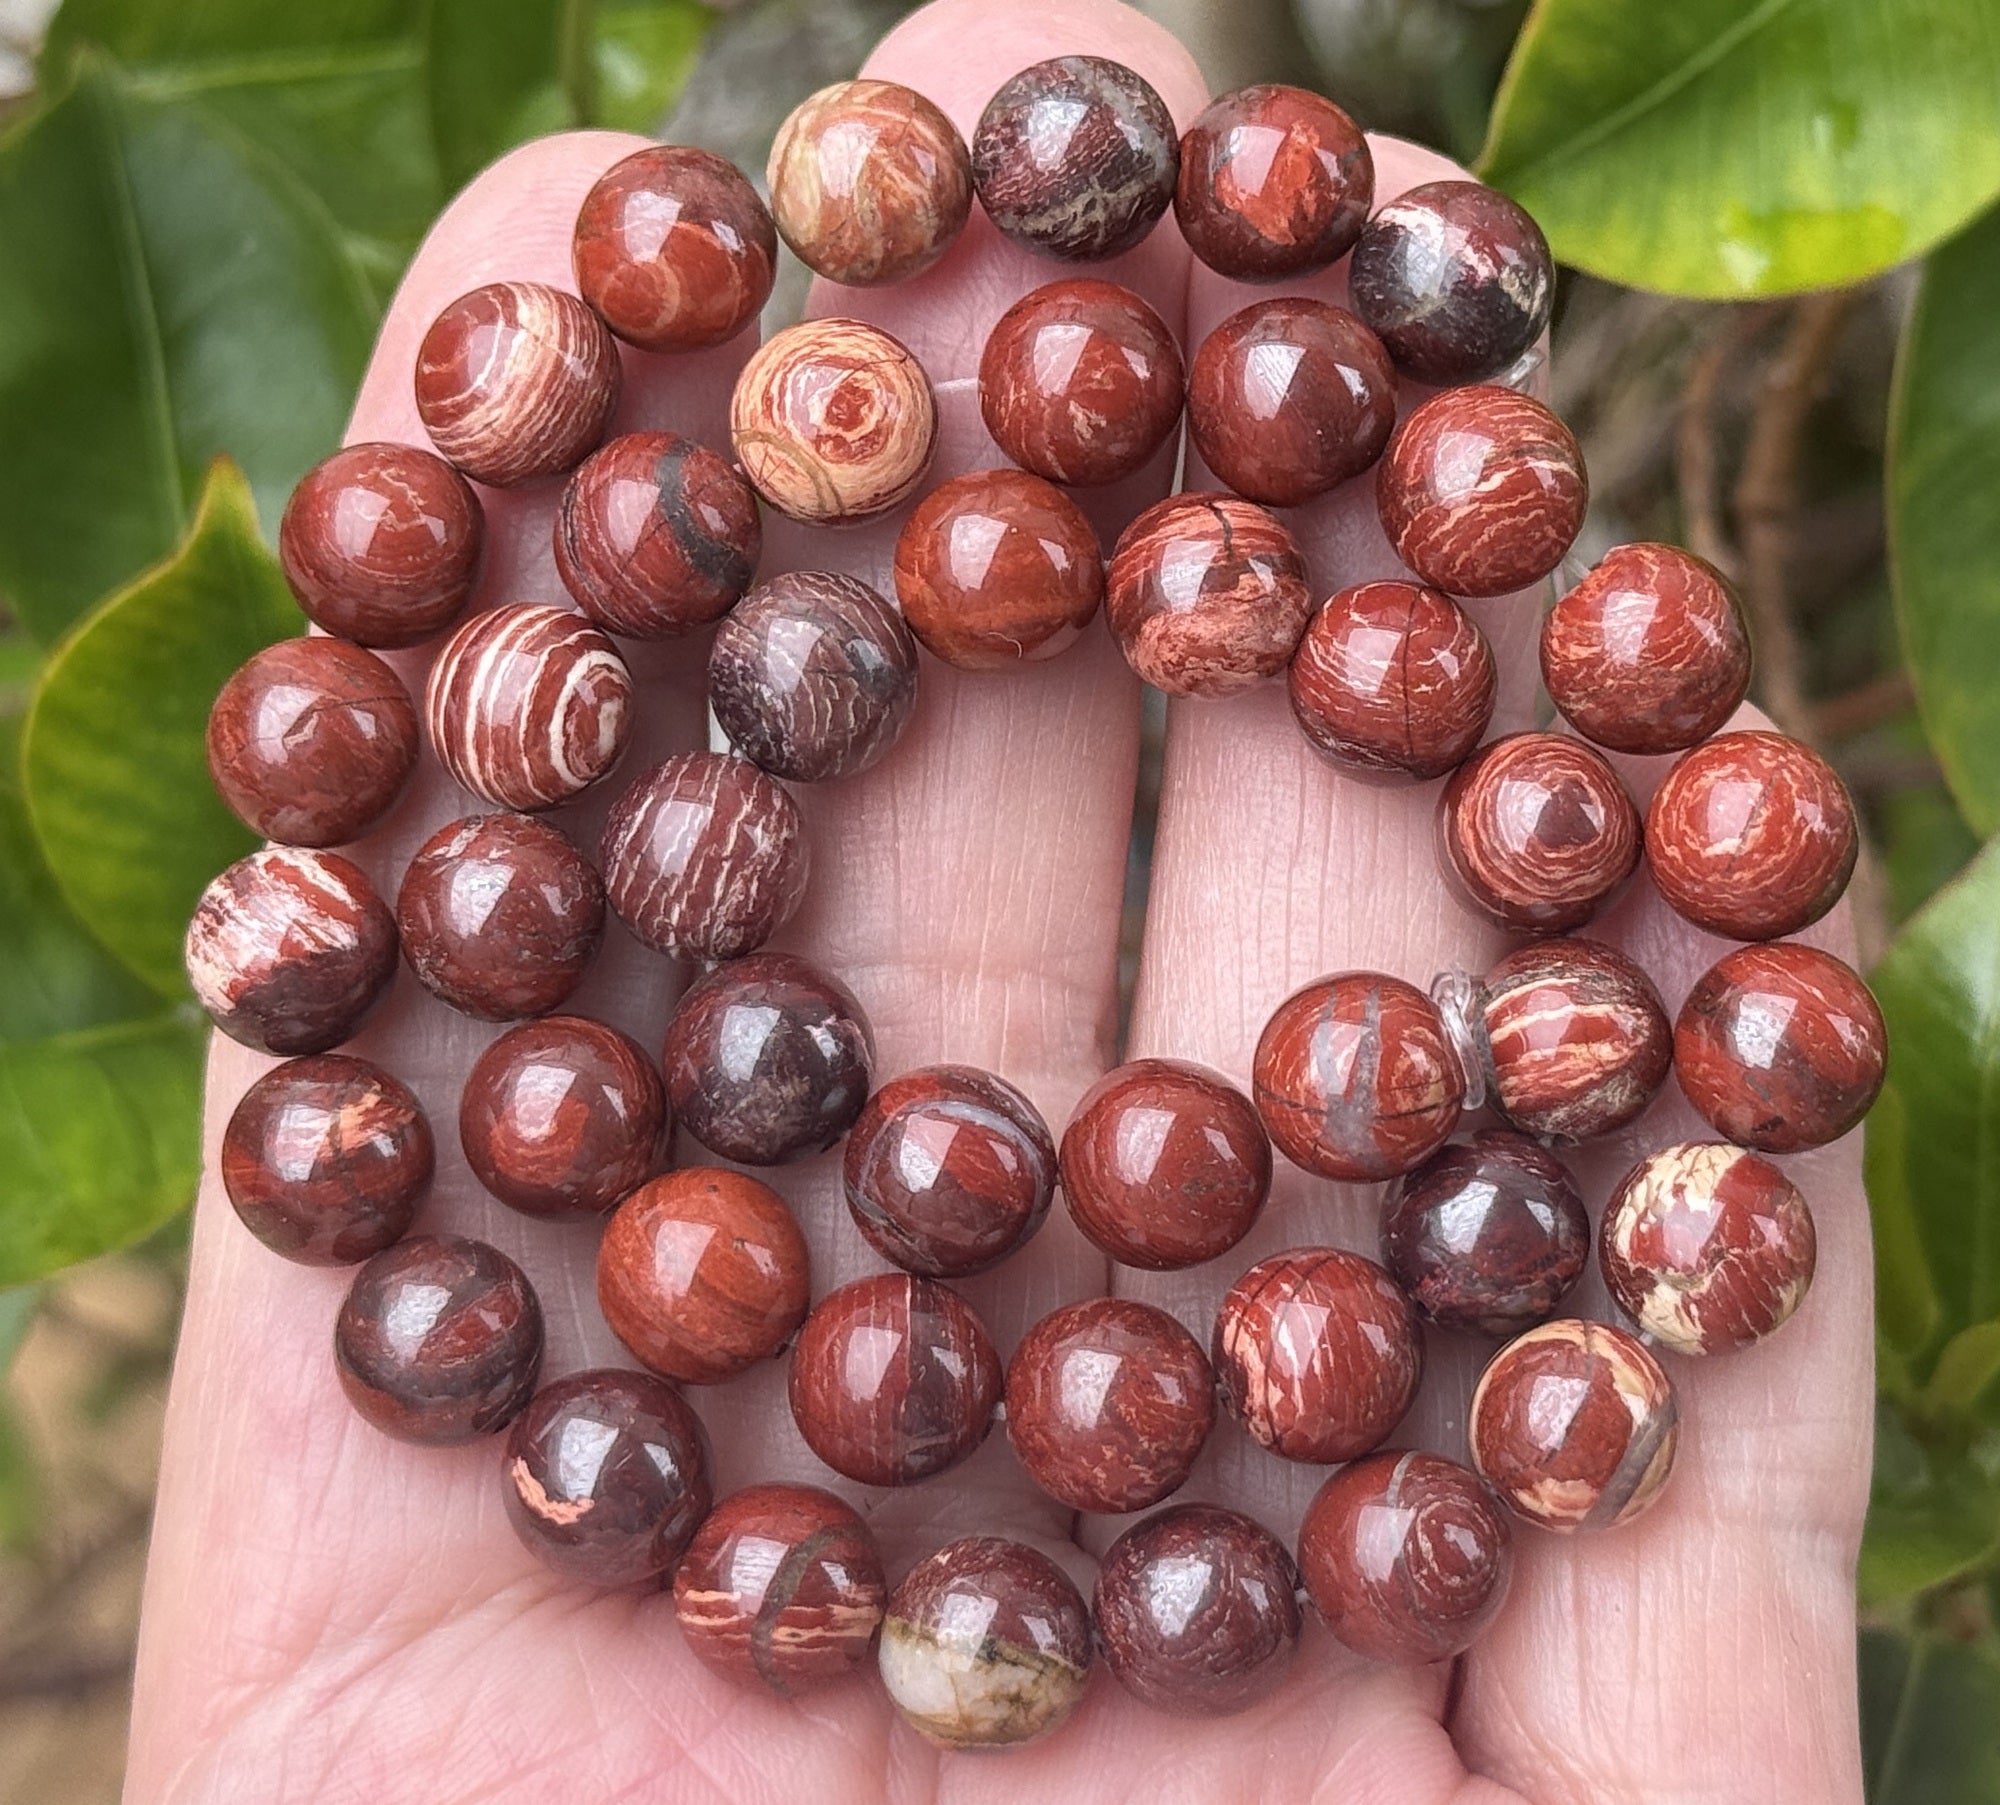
[132,6,1871,1802]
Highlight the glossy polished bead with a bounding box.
[1188,298,1396,507]
[1297,1450,1513,1664]
[1213,1248,1423,1463]
[503,1368,712,1587]
[598,1169,810,1384]
[573,144,776,352]
[1253,972,1464,1181]
[415,282,619,487]
[979,279,1185,487]
[1379,387,1587,597]
[843,1065,1055,1277]
[1095,1505,1301,1715]
[970,55,1178,262]
[553,431,761,639]
[1600,1142,1816,1355]
[279,442,483,647]
[1468,1320,1678,1531]
[185,848,397,1056]
[221,1054,432,1265]
[880,1538,1092,1749]
[207,637,418,847]
[459,1015,666,1217]
[1289,580,1496,780]
[335,1234,543,1444]
[1381,1130,1588,1336]
[787,1273,1002,1486]
[1349,181,1554,385]
[893,468,1103,671]
[673,1484,887,1694]
[1646,730,1859,941]
[768,79,972,286]
[1541,544,1751,755]
[730,318,937,524]
[1059,1057,1270,1270]
[708,572,919,783]
[1676,942,1886,1152]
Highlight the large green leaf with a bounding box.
[1861,1629,2000,1803]
[1861,1403,2000,1606]
[1479,0,2000,297]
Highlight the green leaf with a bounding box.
[1479,0,2000,297]
[20,462,300,998]
[1861,1629,2000,1803]
[1861,1403,2000,1605]
[0,1288,38,1370]
[594,0,712,135]
[1924,1320,2000,1420]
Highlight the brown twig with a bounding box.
[0,1652,131,1704]
[1674,307,1769,577]
[1816,671,1917,742]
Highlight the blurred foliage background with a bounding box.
[3,0,2000,1794]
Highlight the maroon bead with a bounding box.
[1297,1450,1513,1664]
[1676,941,1886,1152]
[334,1235,543,1444]
[1188,298,1396,507]
[787,1273,1002,1486]
[1213,1248,1423,1463]
[1379,386,1587,598]
[663,952,873,1165]
[1439,732,1640,934]
[1646,730,1859,942]
[979,279,1185,488]
[185,848,397,1056]
[842,1065,1055,1277]
[1094,1505,1301,1715]
[278,441,483,648]
[1059,1057,1270,1270]
[221,1054,432,1265]
[1006,1298,1214,1514]
[600,753,809,962]
[459,1015,666,1218]
[1288,580,1496,780]
[1541,544,1752,755]
[503,1368,712,1587]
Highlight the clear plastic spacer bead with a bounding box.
[1494,344,1546,394]
[1430,965,1493,1114]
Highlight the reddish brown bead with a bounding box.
[503,1368,712,1588]
[1646,730,1859,942]
[843,1065,1055,1277]
[1379,387,1587,598]
[893,468,1104,672]
[414,282,619,487]
[206,637,418,848]
[599,752,809,961]
[1541,544,1752,755]
[787,1273,1002,1486]
[598,1169,810,1384]
[1600,1142,1817,1355]
[979,279,1185,488]
[1188,298,1396,507]
[1297,1450,1513,1664]
[459,1015,666,1218]
[334,1235,543,1444]
[1094,1505,1301,1716]
[1289,580,1496,780]
[221,1054,432,1265]
[1676,942,1886,1152]
[672,1484,886,1694]
[185,848,397,1056]
[1006,1298,1214,1514]
[1213,1248,1423,1463]
[573,144,776,352]
[1059,1057,1270,1270]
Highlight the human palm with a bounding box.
[125,3,1872,1799]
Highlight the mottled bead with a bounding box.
[1378,386,1587,598]
[185,848,397,1056]
[207,637,418,848]
[334,1235,543,1444]
[221,1054,432,1265]
[414,282,619,487]
[1541,544,1752,755]
[1645,730,1859,941]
